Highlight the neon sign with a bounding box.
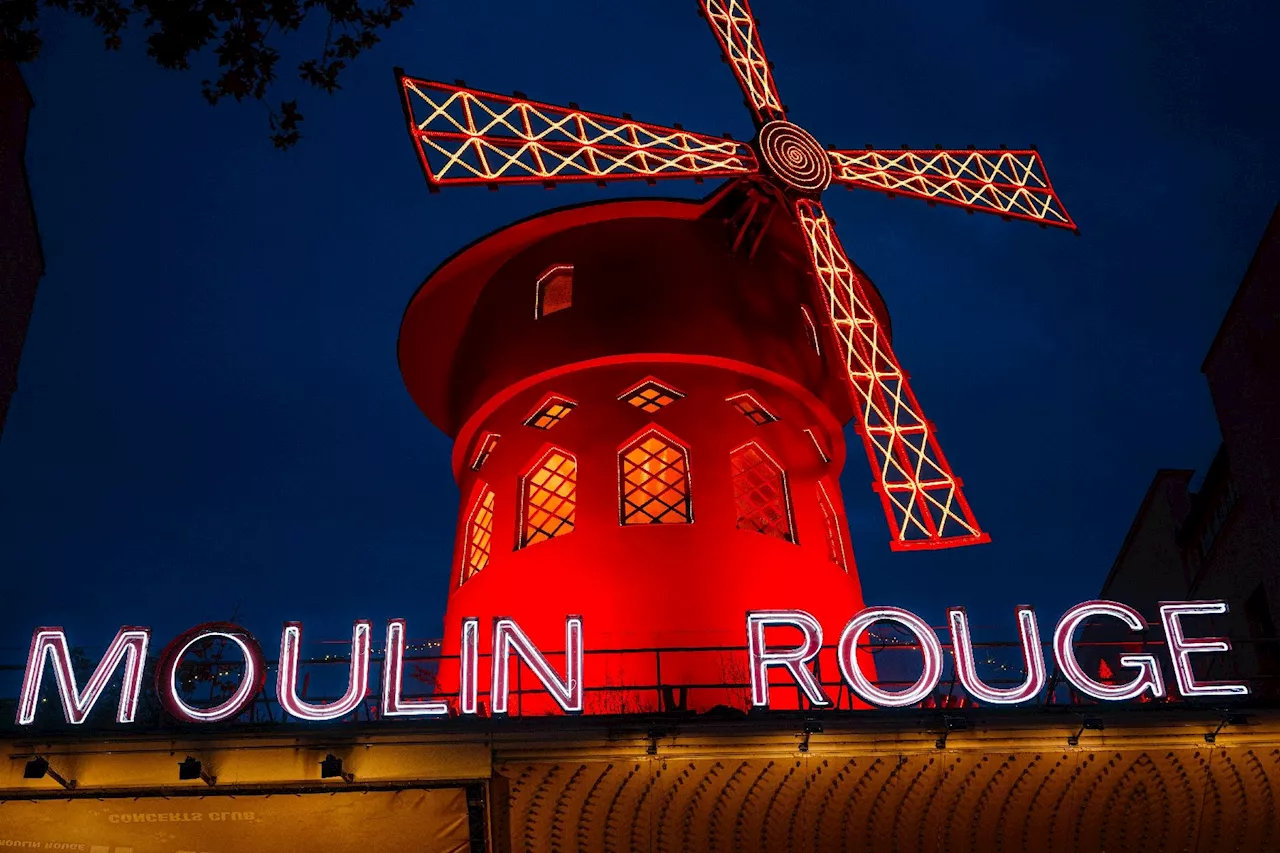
[15,599,1248,725]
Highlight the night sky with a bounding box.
[3,0,1278,657]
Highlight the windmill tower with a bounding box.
[395,0,1073,711]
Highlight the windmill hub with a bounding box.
[756,120,831,194]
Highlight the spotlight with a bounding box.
[1206,712,1251,744]
[1068,716,1105,746]
[178,757,216,786]
[799,719,823,753]
[23,756,75,789]
[320,754,354,783]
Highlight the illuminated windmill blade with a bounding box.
[827,147,1076,230]
[698,0,786,125]
[793,198,990,551]
[398,75,759,189]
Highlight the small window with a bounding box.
[804,428,831,463]
[727,392,778,426]
[731,442,794,542]
[462,484,496,584]
[620,429,692,524]
[800,306,821,355]
[522,447,577,547]
[524,395,577,430]
[470,433,500,471]
[536,264,574,318]
[816,481,848,571]
[620,378,685,413]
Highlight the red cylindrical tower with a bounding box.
[399,188,891,712]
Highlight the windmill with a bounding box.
[394,0,1074,551]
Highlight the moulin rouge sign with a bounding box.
[17,600,1249,726]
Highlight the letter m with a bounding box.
[17,627,151,725]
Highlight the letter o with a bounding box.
[156,623,266,724]
[838,606,944,708]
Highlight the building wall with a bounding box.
[1100,205,1280,690]
[0,60,43,439]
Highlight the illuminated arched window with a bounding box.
[816,481,848,571]
[524,395,577,430]
[800,306,821,355]
[730,442,794,542]
[521,447,577,547]
[619,378,685,413]
[462,484,496,584]
[620,429,691,524]
[727,392,778,425]
[536,265,573,318]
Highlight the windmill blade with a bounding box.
[399,75,758,188]
[698,0,786,125]
[827,147,1076,230]
[793,198,990,551]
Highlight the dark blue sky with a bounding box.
[3,0,1278,653]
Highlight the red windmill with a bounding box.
[396,0,1074,552]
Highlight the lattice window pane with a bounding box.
[731,444,793,542]
[728,393,778,426]
[463,486,496,583]
[470,433,500,471]
[621,433,691,524]
[537,265,573,318]
[525,396,577,430]
[817,482,847,570]
[621,379,685,414]
[524,450,577,546]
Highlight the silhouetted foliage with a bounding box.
[0,0,414,147]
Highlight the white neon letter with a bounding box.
[381,619,450,717]
[490,616,583,714]
[157,623,265,724]
[277,621,372,721]
[459,617,480,715]
[838,607,942,708]
[746,610,830,708]
[17,627,151,725]
[948,606,1047,705]
[1159,601,1250,697]
[1053,600,1165,701]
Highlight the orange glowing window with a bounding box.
[731,443,794,542]
[800,305,821,355]
[727,392,778,426]
[522,448,577,547]
[462,485,496,584]
[620,378,685,413]
[620,430,691,524]
[536,264,573,318]
[816,481,848,571]
[524,396,577,430]
[470,433,500,471]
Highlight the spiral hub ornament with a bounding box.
[756,120,832,193]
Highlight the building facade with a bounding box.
[1097,204,1280,690]
[0,60,44,439]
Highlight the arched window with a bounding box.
[727,391,778,425]
[619,377,685,413]
[521,447,577,547]
[620,429,692,524]
[524,395,577,430]
[800,305,821,355]
[816,480,848,571]
[461,484,496,584]
[730,442,794,542]
[470,432,500,471]
[536,265,573,318]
